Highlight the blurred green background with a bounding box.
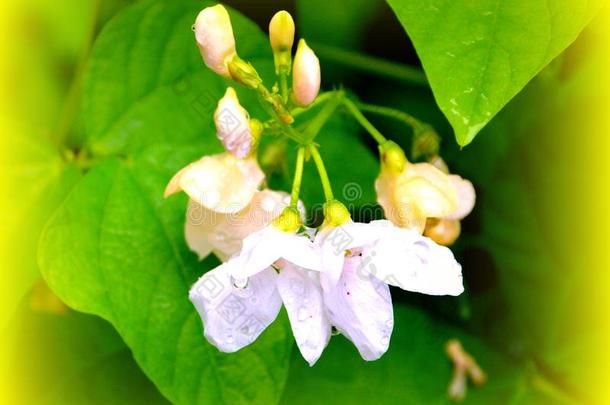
[1,0,608,404]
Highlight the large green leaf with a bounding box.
[39,1,295,403]
[82,0,270,156]
[386,0,603,146]
[39,144,293,404]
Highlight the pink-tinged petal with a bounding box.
[189,263,281,352]
[323,256,394,361]
[362,228,464,296]
[277,263,331,366]
[446,175,476,220]
[193,5,236,77]
[166,153,264,214]
[184,199,224,260]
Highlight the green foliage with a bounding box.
[38,1,293,403]
[386,0,603,145]
[1,304,167,404]
[0,129,80,327]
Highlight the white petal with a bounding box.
[168,153,264,214]
[445,175,476,220]
[184,200,222,260]
[315,220,394,291]
[362,228,464,296]
[277,263,331,366]
[323,256,394,361]
[189,263,281,352]
[209,189,290,260]
[232,226,322,279]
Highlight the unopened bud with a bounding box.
[269,11,295,74]
[269,11,295,52]
[292,39,320,107]
[323,200,351,227]
[379,141,407,174]
[273,207,302,233]
[214,87,252,158]
[193,5,237,78]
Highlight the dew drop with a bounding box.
[231,276,248,289]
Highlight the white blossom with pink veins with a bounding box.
[315,220,463,360]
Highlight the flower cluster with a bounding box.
[166,5,476,366]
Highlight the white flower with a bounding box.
[193,5,237,77]
[316,219,463,360]
[185,189,293,261]
[214,88,254,159]
[165,152,264,214]
[292,39,320,107]
[190,209,331,363]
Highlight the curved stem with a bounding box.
[290,146,306,207]
[342,98,387,144]
[309,145,334,201]
[302,90,344,141]
[355,102,426,132]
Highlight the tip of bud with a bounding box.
[269,11,295,52]
[215,87,253,158]
[292,39,321,107]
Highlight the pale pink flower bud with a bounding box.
[193,5,236,77]
[214,87,253,158]
[292,39,320,107]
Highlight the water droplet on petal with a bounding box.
[231,276,248,289]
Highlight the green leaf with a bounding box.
[82,0,270,156]
[39,144,293,404]
[280,305,567,404]
[39,1,295,402]
[385,0,603,145]
[0,126,80,328]
[1,303,167,404]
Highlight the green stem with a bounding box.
[355,102,426,132]
[342,98,387,144]
[311,43,428,87]
[302,90,344,141]
[309,145,334,201]
[279,72,289,105]
[290,146,306,207]
[290,91,335,118]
